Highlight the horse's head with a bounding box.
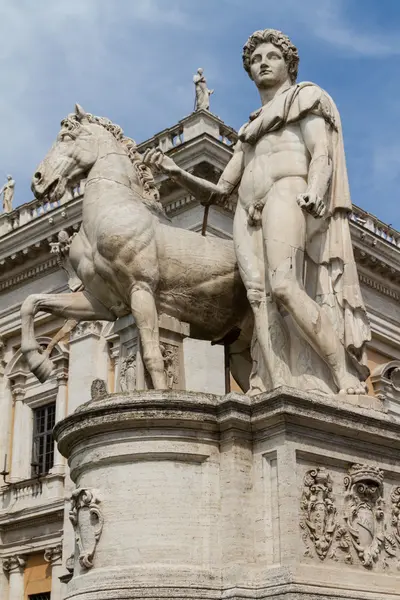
[32,104,98,201]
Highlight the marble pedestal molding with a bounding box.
[54,388,400,600]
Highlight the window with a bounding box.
[32,403,56,476]
[29,594,51,600]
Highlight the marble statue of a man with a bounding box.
[193,68,213,111]
[0,175,15,213]
[144,29,370,396]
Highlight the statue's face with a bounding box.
[250,42,289,89]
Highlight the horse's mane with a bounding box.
[62,112,166,218]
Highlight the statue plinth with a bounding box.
[55,388,400,600]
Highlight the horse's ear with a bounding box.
[75,103,87,121]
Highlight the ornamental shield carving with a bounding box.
[69,488,104,570]
[343,464,385,568]
[300,467,336,559]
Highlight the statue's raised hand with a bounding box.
[143,148,178,175]
[297,193,326,219]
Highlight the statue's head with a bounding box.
[242,29,299,88]
[7,174,12,180]
[197,68,204,75]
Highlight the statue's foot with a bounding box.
[337,375,367,396]
[26,350,54,383]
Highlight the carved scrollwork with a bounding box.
[300,467,337,560]
[69,488,104,570]
[2,555,26,573]
[343,464,385,568]
[44,544,63,566]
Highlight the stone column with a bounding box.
[0,378,13,482]
[44,545,63,600]
[2,555,26,600]
[9,374,31,482]
[51,365,69,475]
[0,562,8,600]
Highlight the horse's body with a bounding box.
[21,105,252,391]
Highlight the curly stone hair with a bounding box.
[242,29,299,84]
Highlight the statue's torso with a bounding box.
[238,123,309,208]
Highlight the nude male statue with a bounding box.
[144,29,370,395]
[0,175,15,213]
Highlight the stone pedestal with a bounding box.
[54,388,400,600]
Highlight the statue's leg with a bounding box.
[233,202,291,390]
[263,177,365,395]
[21,291,115,383]
[130,286,167,389]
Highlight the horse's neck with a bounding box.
[83,135,142,212]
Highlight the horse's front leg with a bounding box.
[130,286,166,389]
[20,291,115,382]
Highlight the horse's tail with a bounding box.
[44,318,78,357]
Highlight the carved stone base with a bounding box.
[54,387,400,600]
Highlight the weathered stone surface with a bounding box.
[21,104,253,393]
[143,29,371,397]
[55,388,400,599]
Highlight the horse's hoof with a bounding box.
[35,356,54,383]
[27,351,54,383]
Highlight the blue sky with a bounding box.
[1,0,400,227]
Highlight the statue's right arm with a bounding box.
[143,143,244,206]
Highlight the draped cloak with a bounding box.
[238,82,371,381]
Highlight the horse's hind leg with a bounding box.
[21,291,115,383]
[130,287,166,389]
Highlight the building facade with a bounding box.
[0,109,400,599]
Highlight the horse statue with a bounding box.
[21,104,253,391]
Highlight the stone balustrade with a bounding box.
[0,182,85,238]
[0,473,64,514]
[350,204,400,247]
[138,109,238,154]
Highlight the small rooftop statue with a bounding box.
[0,175,15,213]
[193,68,213,111]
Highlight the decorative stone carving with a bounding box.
[44,544,63,566]
[69,488,104,570]
[0,174,15,213]
[300,467,336,560]
[391,486,400,547]
[193,68,213,111]
[370,361,400,407]
[2,555,26,573]
[71,321,103,341]
[91,378,108,400]
[343,464,385,568]
[161,343,179,389]
[120,354,136,392]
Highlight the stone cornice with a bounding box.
[0,500,64,530]
[359,271,400,301]
[0,196,82,263]
[0,256,60,292]
[0,533,63,557]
